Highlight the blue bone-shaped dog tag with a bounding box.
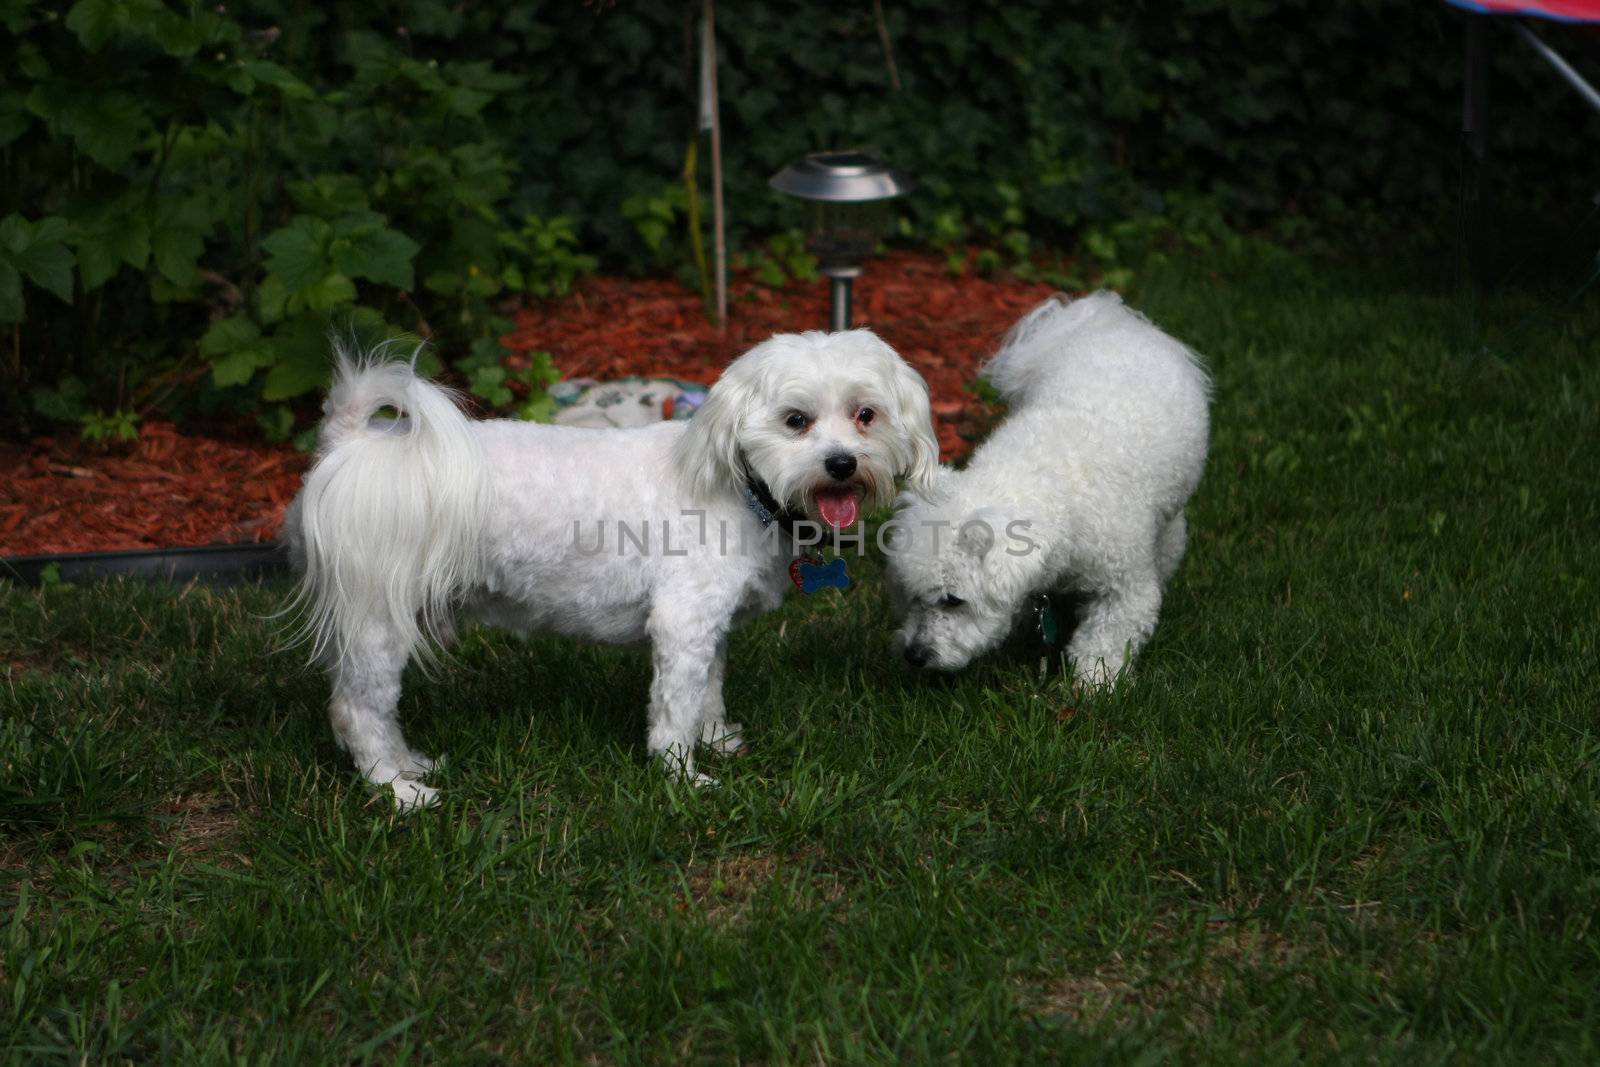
[794,556,849,594]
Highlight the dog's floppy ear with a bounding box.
[887,350,940,495]
[896,465,953,510]
[673,349,761,503]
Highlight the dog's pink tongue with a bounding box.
[816,490,860,529]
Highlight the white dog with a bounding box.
[887,292,1210,685]
[285,331,937,808]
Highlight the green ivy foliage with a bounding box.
[1,0,1593,439]
[439,0,1591,257]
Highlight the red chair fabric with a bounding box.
[1445,1,1600,21]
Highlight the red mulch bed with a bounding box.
[1,249,1054,558]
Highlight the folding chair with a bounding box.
[1448,0,1600,283]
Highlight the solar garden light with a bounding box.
[769,150,913,332]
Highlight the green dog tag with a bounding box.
[1036,596,1059,645]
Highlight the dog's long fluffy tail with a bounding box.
[980,291,1124,406]
[290,344,490,669]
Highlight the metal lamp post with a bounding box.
[769,150,913,331]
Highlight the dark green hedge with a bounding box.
[464,0,1597,255]
[1,0,1595,438]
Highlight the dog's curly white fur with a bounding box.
[285,331,937,809]
[887,292,1210,686]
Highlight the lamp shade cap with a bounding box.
[769,150,914,202]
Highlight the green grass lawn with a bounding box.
[4,247,1599,1064]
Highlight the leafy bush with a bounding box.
[0,0,581,438]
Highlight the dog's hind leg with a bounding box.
[698,636,745,754]
[1155,512,1188,585]
[1067,572,1162,691]
[327,622,438,810]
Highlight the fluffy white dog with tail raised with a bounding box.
[888,292,1210,685]
[285,330,938,808]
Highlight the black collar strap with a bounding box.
[741,477,805,537]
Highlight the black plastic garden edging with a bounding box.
[0,543,290,587]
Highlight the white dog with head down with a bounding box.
[285,330,937,808]
[887,292,1210,686]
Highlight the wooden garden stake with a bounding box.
[702,0,727,330]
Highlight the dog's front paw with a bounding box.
[389,778,440,812]
[654,747,720,790]
[1069,657,1120,692]
[700,719,746,755]
[399,749,440,780]
[358,757,440,811]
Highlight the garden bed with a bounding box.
[0,250,1049,558]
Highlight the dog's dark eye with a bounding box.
[785,411,811,431]
[857,406,876,425]
[940,594,965,609]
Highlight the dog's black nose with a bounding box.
[824,453,857,481]
[904,643,930,668]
